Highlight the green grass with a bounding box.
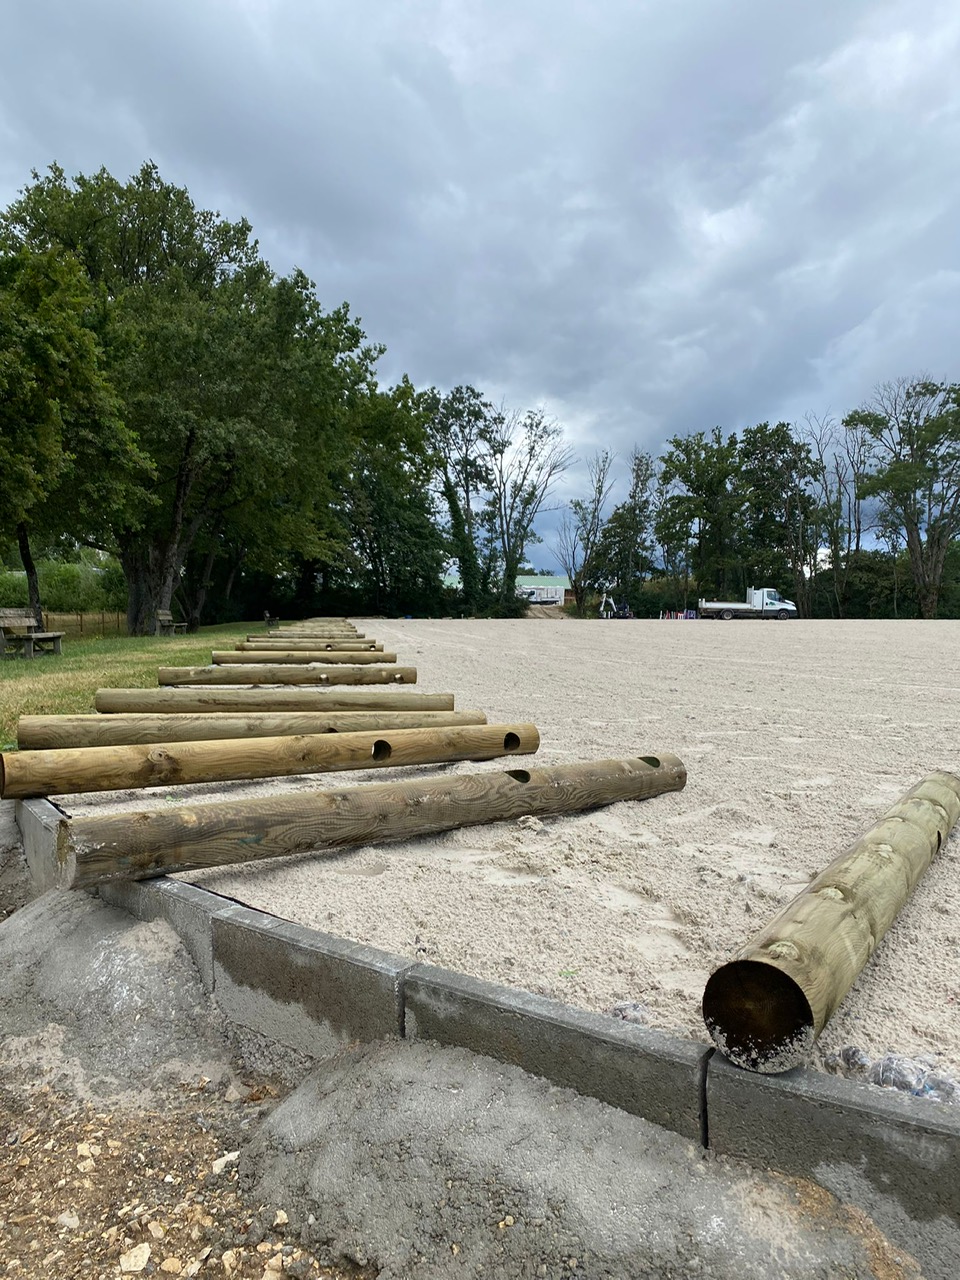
[0,622,256,749]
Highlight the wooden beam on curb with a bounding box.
[17,710,488,749]
[0,722,540,799]
[24,752,686,889]
[157,664,416,686]
[94,688,455,713]
[702,769,960,1074]
[212,650,397,665]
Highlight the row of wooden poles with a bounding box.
[5,617,688,902]
[6,616,960,1078]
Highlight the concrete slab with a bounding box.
[404,962,708,1141]
[707,1051,960,1279]
[212,904,412,1058]
[16,797,70,891]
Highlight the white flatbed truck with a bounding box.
[698,587,797,620]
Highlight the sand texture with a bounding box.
[64,617,960,1078]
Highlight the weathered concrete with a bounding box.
[404,963,708,1142]
[0,890,234,1102]
[707,1051,960,1279]
[212,904,411,1058]
[242,1038,918,1280]
[99,877,220,990]
[0,798,31,919]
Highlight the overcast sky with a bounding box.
[2,0,959,552]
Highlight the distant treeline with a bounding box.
[2,162,959,628]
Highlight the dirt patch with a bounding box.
[0,1074,367,1279]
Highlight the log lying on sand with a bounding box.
[247,631,363,642]
[95,688,455,713]
[236,640,383,652]
[29,752,686,889]
[17,710,487,749]
[702,770,960,1074]
[212,650,396,665]
[0,722,539,799]
[158,664,416,686]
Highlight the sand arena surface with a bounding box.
[69,617,960,1076]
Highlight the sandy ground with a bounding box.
[63,617,960,1080]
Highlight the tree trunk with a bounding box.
[16,524,42,626]
[120,543,163,635]
[187,543,218,632]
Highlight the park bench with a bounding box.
[263,611,281,628]
[0,608,65,659]
[156,609,188,636]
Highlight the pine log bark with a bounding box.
[94,688,454,713]
[702,770,960,1073]
[17,710,487,749]
[40,753,686,888]
[157,665,416,686]
[1,723,540,799]
[212,651,396,665]
[236,641,382,652]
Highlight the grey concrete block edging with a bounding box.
[95,877,960,1230]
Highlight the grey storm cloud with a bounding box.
[2,0,959,514]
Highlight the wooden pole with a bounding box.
[236,641,383,652]
[212,650,396,665]
[702,770,960,1073]
[247,632,365,642]
[264,624,358,632]
[18,709,488,749]
[0,723,540,799]
[36,753,686,888]
[157,664,416,686]
[95,688,455,713]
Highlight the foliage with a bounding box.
[846,378,960,619]
[485,408,573,614]
[592,449,656,612]
[555,450,614,616]
[2,162,380,633]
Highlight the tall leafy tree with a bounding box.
[657,428,742,595]
[592,448,655,610]
[555,450,614,617]
[802,414,872,618]
[485,407,573,614]
[0,243,143,616]
[426,385,495,613]
[3,163,378,632]
[340,380,446,614]
[846,377,960,619]
[737,421,817,613]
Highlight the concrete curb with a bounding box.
[404,962,708,1142]
[212,905,411,1059]
[92,874,960,1274]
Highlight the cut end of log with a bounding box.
[702,959,815,1074]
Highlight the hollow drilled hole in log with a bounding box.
[702,959,814,1073]
[371,739,392,762]
[319,675,329,684]
[506,769,531,783]
[640,755,661,768]
[503,732,521,751]
[325,644,333,650]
